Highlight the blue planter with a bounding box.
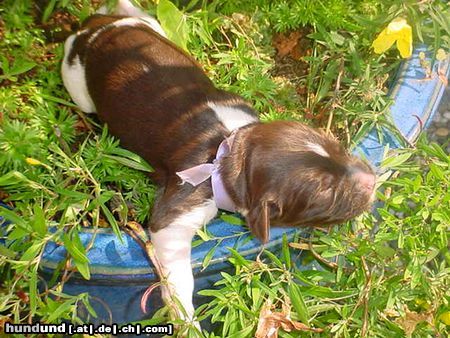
[356,46,449,165]
[4,46,450,326]
[40,223,303,324]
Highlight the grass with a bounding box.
[0,0,449,337]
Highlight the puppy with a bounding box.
[61,0,375,326]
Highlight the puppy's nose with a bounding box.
[353,171,376,192]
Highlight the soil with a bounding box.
[271,27,331,128]
[271,28,312,94]
[32,1,79,43]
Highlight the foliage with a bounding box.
[184,0,448,144]
[0,0,448,337]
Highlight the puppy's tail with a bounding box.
[97,0,148,17]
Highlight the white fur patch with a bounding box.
[306,142,329,157]
[95,5,108,15]
[95,1,167,42]
[111,17,167,38]
[150,200,217,322]
[208,102,258,132]
[87,17,166,46]
[61,34,96,113]
[97,0,166,37]
[114,0,149,17]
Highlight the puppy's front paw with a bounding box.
[160,284,201,330]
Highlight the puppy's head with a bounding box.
[232,121,376,243]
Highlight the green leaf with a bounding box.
[301,285,354,298]
[80,294,97,318]
[398,230,404,249]
[198,289,228,301]
[0,207,29,230]
[29,270,38,314]
[74,260,91,280]
[351,121,375,148]
[104,154,153,172]
[196,228,212,241]
[20,242,44,261]
[62,233,89,264]
[391,195,405,205]
[0,244,17,258]
[263,250,283,268]
[376,244,396,258]
[220,214,246,225]
[32,205,47,237]
[253,279,278,298]
[42,0,57,23]
[282,233,291,269]
[46,298,76,322]
[157,0,189,51]
[381,152,412,169]
[62,231,91,279]
[0,58,36,79]
[289,282,309,324]
[0,171,26,186]
[330,31,345,45]
[251,284,262,310]
[227,324,254,338]
[227,248,251,267]
[39,93,78,108]
[429,163,445,180]
[202,244,218,270]
[7,227,29,241]
[97,191,115,206]
[100,203,124,243]
[54,187,91,201]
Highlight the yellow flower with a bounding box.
[440,311,450,325]
[372,18,412,58]
[26,158,43,166]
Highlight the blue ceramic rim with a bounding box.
[389,49,449,141]
[353,46,449,167]
[39,227,293,276]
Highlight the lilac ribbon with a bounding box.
[176,134,236,212]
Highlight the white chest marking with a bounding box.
[61,34,96,113]
[208,102,258,132]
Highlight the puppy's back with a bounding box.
[64,15,237,172]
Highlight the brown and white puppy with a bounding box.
[62,0,375,326]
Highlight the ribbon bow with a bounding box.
[176,133,236,212]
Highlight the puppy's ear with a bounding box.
[246,200,270,244]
